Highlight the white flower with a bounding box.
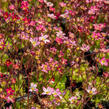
[60,12,69,18]
[69,96,77,103]
[71,61,75,65]
[39,34,50,43]
[99,57,108,66]
[59,2,66,7]
[81,44,90,51]
[86,86,97,95]
[42,87,54,95]
[6,96,14,103]
[29,83,38,92]
[56,31,65,37]
[46,2,53,7]
[52,88,61,97]
[48,14,56,19]
[30,38,40,47]
[44,0,53,7]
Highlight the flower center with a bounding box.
[89,90,93,94]
[46,91,50,94]
[31,87,35,91]
[101,60,105,64]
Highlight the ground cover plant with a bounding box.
[0,0,109,109]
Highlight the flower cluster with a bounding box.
[42,87,62,99]
[0,0,109,108]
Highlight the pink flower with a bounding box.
[93,23,106,31]
[30,37,40,47]
[56,37,63,44]
[9,4,15,10]
[48,14,56,19]
[3,12,10,21]
[39,34,50,43]
[52,89,62,99]
[99,57,108,66]
[29,21,36,26]
[21,1,29,10]
[20,32,29,40]
[86,0,92,3]
[100,48,109,53]
[93,0,103,2]
[12,15,19,22]
[56,31,65,37]
[61,58,67,65]
[57,65,63,73]
[46,2,53,7]
[69,10,76,16]
[50,47,57,54]
[86,86,97,95]
[48,57,53,62]
[67,40,76,47]
[49,7,55,12]
[29,83,38,92]
[41,64,48,73]
[42,87,54,95]
[0,38,5,50]
[11,78,16,84]
[6,88,14,96]
[13,64,19,69]
[59,2,66,7]
[60,13,68,18]
[81,44,90,51]
[69,96,77,103]
[58,50,64,57]
[100,42,105,49]
[88,6,99,15]
[5,96,14,103]
[5,60,12,67]
[104,0,109,4]
[55,12,61,20]
[71,61,75,65]
[23,17,30,24]
[92,32,103,40]
[41,62,50,73]
[12,64,19,70]
[38,0,44,3]
[22,1,29,6]
[36,25,46,31]
[89,16,96,22]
